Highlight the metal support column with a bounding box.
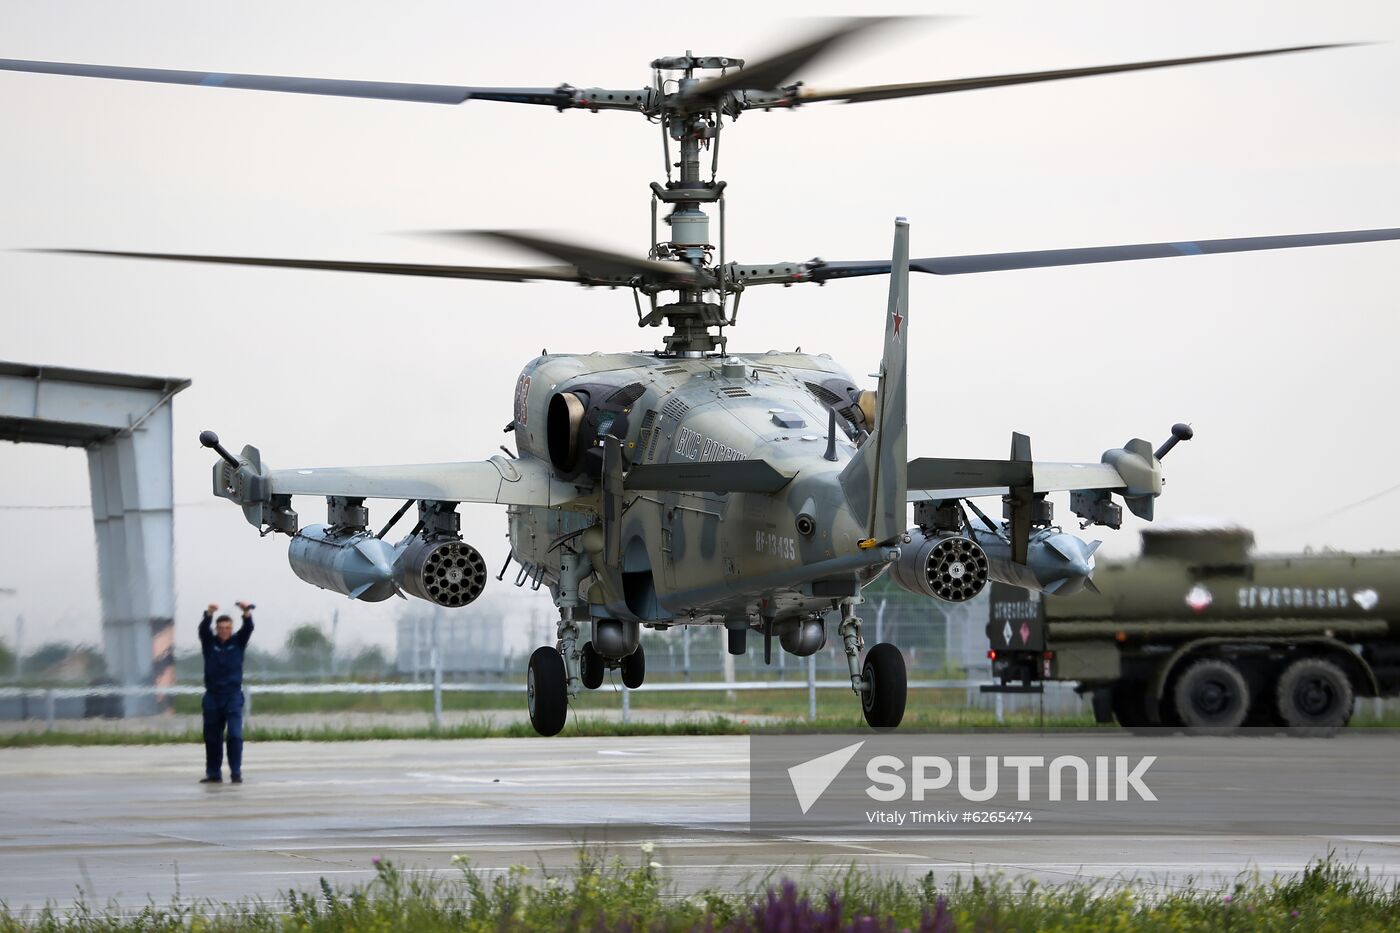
[0,363,188,719]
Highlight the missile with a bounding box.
[288,524,401,602]
[972,526,1100,596]
[287,524,489,607]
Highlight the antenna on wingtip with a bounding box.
[1154,423,1194,460]
[199,430,239,467]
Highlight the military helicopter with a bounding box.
[5,19,1399,735]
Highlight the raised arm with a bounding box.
[235,602,255,647]
[198,604,216,646]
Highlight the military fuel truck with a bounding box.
[985,525,1399,728]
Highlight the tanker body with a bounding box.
[986,525,1400,728]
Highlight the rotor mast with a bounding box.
[646,53,740,356]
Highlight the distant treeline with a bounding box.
[0,623,391,684]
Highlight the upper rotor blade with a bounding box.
[35,249,582,283]
[783,43,1354,106]
[684,16,898,99]
[799,228,1400,282]
[0,58,571,106]
[465,230,711,287]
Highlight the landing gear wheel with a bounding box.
[580,641,605,690]
[620,643,646,689]
[1276,657,1353,733]
[1173,658,1249,731]
[527,646,568,736]
[860,643,907,729]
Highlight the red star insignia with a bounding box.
[891,302,904,336]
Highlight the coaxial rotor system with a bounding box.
[6,17,1398,353]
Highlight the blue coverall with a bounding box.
[199,611,253,779]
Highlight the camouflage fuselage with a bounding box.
[506,350,887,627]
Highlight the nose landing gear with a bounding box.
[577,638,645,692]
[580,641,605,690]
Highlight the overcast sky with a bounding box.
[2,1,1398,654]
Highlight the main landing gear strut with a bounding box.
[526,547,653,736]
[528,613,647,736]
[527,550,586,737]
[840,599,907,728]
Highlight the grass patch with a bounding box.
[0,715,748,747]
[203,685,1096,726]
[172,684,1008,718]
[0,708,1101,747]
[1,850,1395,931]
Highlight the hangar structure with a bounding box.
[0,361,189,714]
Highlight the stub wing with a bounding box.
[905,458,1126,500]
[265,455,582,506]
[907,429,1183,529]
[214,447,583,533]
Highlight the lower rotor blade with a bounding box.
[0,58,570,106]
[803,227,1400,281]
[462,230,712,287]
[787,43,1356,105]
[32,249,581,283]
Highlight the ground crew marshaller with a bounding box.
[199,601,254,784]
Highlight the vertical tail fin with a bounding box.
[841,217,909,545]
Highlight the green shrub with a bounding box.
[1,851,1395,932]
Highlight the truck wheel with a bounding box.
[580,641,605,690]
[1276,657,1353,731]
[1173,658,1249,730]
[861,643,907,729]
[527,647,568,737]
[620,643,645,689]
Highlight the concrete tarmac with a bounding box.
[1,737,1397,913]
